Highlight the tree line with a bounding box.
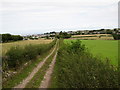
[112,29,120,40]
[0,34,23,43]
[56,31,71,39]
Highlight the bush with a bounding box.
[3,39,57,70]
[24,45,38,60]
[68,40,85,53]
[2,34,23,43]
[56,31,71,39]
[112,34,120,40]
[51,40,118,88]
[6,46,25,69]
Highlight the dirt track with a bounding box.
[39,48,58,88]
[14,41,58,89]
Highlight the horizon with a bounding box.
[0,0,119,35]
[0,28,118,36]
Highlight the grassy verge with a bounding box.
[3,44,56,88]
[25,40,58,88]
[50,39,118,88]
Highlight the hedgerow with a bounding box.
[50,39,118,88]
[2,39,56,71]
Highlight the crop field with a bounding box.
[64,39,118,66]
[71,34,113,40]
[1,39,53,56]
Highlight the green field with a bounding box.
[50,39,118,88]
[64,39,118,66]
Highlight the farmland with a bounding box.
[64,39,118,66]
[50,39,118,88]
[2,38,119,89]
[1,39,53,56]
[71,34,113,40]
[2,39,56,88]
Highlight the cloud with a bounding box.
[0,0,119,35]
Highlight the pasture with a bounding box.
[64,39,118,66]
[1,39,53,56]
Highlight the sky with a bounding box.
[0,0,119,35]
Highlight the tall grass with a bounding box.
[2,39,56,71]
[1,39,53,56]
[50,39,118,88]
[2,44,56,88]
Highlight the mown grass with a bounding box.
[25,40,58,88]
[64,39,118,66]
[2,40,56,88]
[50,39,118,88]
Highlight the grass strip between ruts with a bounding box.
[24,41,58,88]
[3,45,55,88]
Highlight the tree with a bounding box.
[56,31,71,39]
[112,29,120,40]
[45,36,49,39]
[112,34,120,40]
[2,34,12,42]
[1,34,23,43]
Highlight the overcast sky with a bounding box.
[0,0,119,35]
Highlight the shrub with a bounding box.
[56,31,71,39]
[2,34,23,43]
[3,39,57,70]
[24,45,38,60]
[51,40,118,88]
[112,34,120,40]
[68,40,85,53]
[6,46,25,69]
